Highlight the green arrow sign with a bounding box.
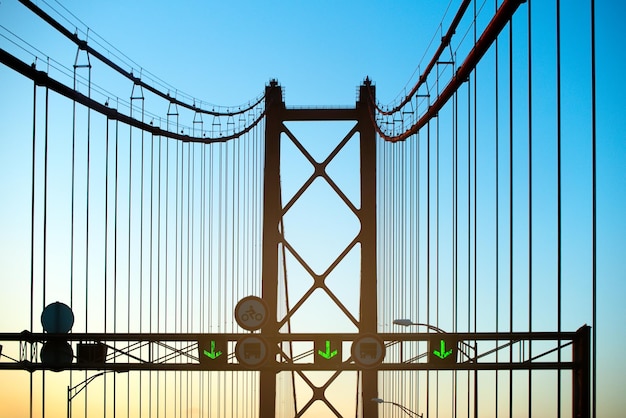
[203,340,223,360]
[433,339,453,360]
[317,340,338,360]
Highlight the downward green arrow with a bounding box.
[433,339,453,360]
[203,340,223,360]
[318,340,338,360]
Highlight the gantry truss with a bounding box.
[0,327,588,373]
[0,326,590,418]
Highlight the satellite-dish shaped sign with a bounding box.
[41,301,74,333]
[40,302,74,371]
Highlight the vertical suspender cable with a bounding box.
[69,64,77,418]
[426,118,431,417]
[149,130,154,418]
[29,80,37,418]
[409,104,415,416]
[173,138,178,417]
[555,0,562,415]
[139,97,145,418]
[233,138,237,415]
[104,116,110,417]
[472,2,479,415]
[393,124,397,411]
[527,1,533,415]
[454,88,459,417]
[508,16,514,418]
[217,142,222,416]
[207,138,213,416]
[85,67,92,418]
[114,116,119,416]
[494,1,500,414]
[184,142,188,417]
[590,0,597,415]
[189,142,194,417]
[164,134,170,416]
[43,85,48,344]
[201,140,205,415]
[173,136,177,417]
[406,67,410,418]
[180,140,184,417]
[41,84,49,418]
[127,104,133,418]
[199,141,204,418]
[400,135,403,409]
[436,69,441,416]
[417,122,421,417]
[85,67,92,333]
[466,78,471,418]
[178,140,182,417]
[156,133,162,418]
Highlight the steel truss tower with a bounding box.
[261,80,379,417]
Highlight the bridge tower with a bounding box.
[260,80,379,417]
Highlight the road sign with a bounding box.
[40,302,74,371]
[77,343,107,364]
[315,339,341,366]
[428,336,457,365]
[235,335,269,368]
[41,301,74,333]
[234,296,269,331]
[40,341,73,372]
[198,336,227,369]
[351,333,385,368]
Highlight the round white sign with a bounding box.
[235,296,269,331]
[235,335,269,368]
[351,333,385,368]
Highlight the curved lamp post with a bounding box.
[393,318,475,360]
[67,370,127,418]
[371,398,423,417]
[393,319,448,333]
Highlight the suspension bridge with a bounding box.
[0,0,613,416]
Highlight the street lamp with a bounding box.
[67,370,127,418]
[371,398,423,417]
[393,319,447,333]
[393,318,476,361]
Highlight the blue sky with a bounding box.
[1,0,625,417]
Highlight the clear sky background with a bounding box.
[1,0,625,417]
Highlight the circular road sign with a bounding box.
[235,335,269,368]
[351,333,386,368]
[41,301,74,333]
[40,341,73,371]
[235,296,268,331]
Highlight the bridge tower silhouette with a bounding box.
[260,80,379,417]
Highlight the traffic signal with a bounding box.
[314,339,342,367]
[198,336,228,369]
[428,336,457,366]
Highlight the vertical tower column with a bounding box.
[260,80,283,417]
[573,325,591,418]
[358,79,379,418]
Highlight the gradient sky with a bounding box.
[1,0,625,417]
